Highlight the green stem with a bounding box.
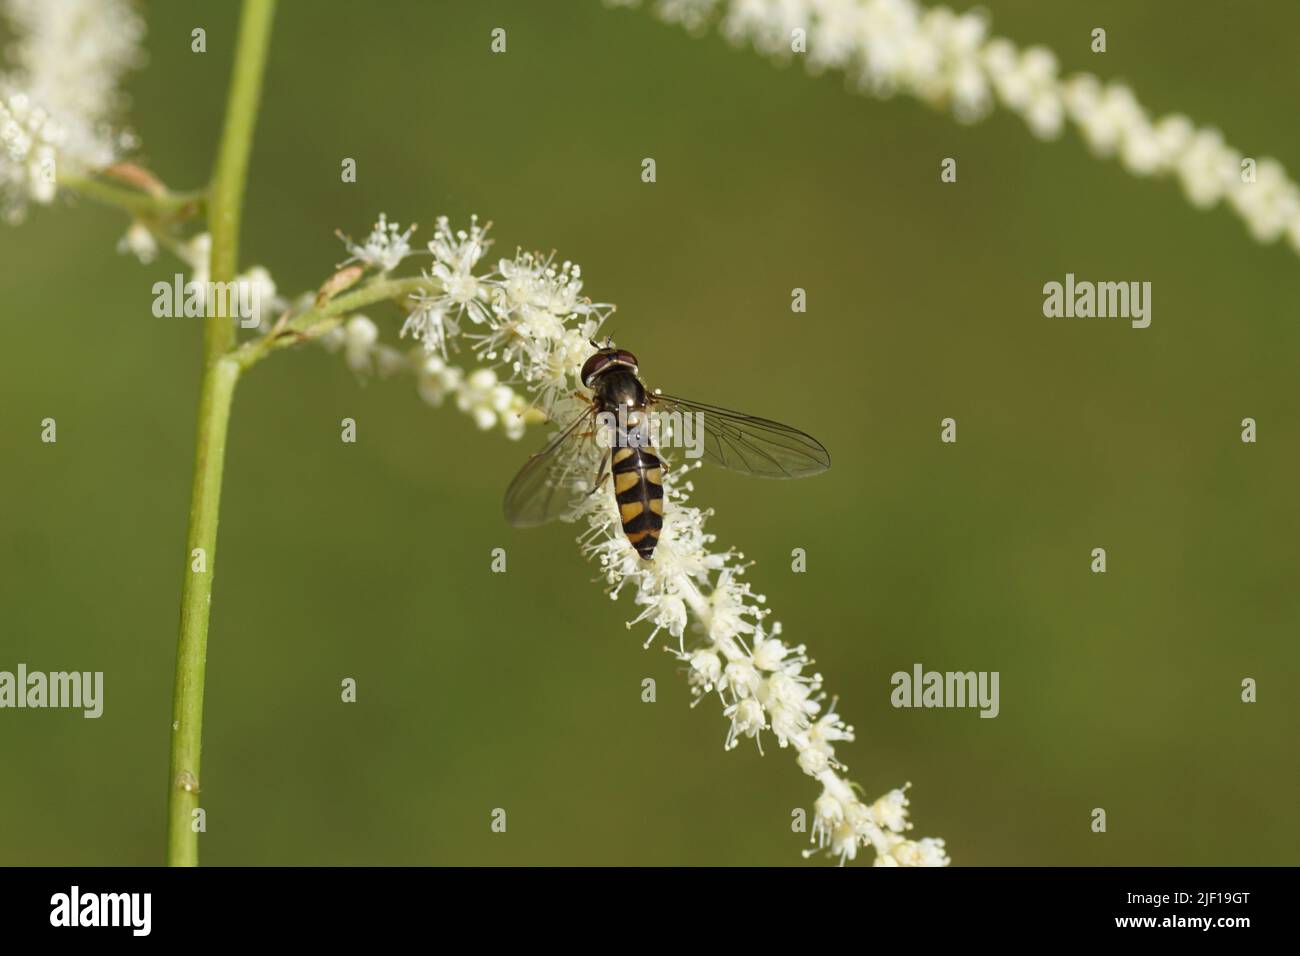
[232,276,435,369]
[167,357,240,865]
[206,0,277,353]
[59,172,204,219]
[167,0,276,868]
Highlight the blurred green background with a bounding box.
[1,0,1297,866]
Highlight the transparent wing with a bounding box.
[648,391,830,478]
[503,406,604,527]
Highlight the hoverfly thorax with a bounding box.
[582,347,646,412]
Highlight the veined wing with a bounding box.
[648,391,830,478]
[503,406,603,527]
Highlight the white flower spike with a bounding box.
[320,214,948,865]
[611,0,1300,260]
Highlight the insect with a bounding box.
[504,342,830,560]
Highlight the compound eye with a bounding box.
[580,352,610,386]
[615,349,639,369]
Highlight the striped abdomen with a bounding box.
[612,445,664,559]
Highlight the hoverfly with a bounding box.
[504,342,830,560]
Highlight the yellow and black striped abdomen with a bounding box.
[611,445,664,559]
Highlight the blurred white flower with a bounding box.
[319,313,407,378]
[238,265,282,331]
[3,0,144,124]
[611,0,1300,258]
[0,0,144,220]
[116,219,156,263]
[456,367,530,437]
[179,231,211,289]
[340,315,379,373]
[414,352,464,408]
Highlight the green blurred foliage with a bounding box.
[1,0,1297,866]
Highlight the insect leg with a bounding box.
[587,449,611,496]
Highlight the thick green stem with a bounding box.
[167,0,276,867]
[167,357,240,865]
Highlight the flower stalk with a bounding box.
[166,0,276,868]
[57,172,203,220]
[232,276,433,369]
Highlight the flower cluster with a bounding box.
[337,213,415,274]
[319,313,537,440]
[324,214,948,865]
[578,465,946,864]
[611,0,1300,256]
[0,0,144,221]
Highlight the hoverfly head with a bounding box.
[580,345,639,387]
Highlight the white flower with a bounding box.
[723,659,762,700]
[1230,158,1300,243]
[401,292,457,359]
[337,213,415,273]
[180,232,211,289]
[427,214,493,326]
[474,250,612,413]
[1,0,144,220]
[871,786,911,832]
[689,649,722,689]
[724,697,767,749]
[456,367,528,434]
[116,220,157,264]
[0,91,63,219]
[815,792,845,829]
[707,570,759,644]
[415,353,463,408]
[238,265,281,331]
[341,315,379,373]
[3,0,144,125]
[319,313,405,377]
[807,703,855,754]
[752,634,794,671]
[881,837,950,867]
[398,216,512,360]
